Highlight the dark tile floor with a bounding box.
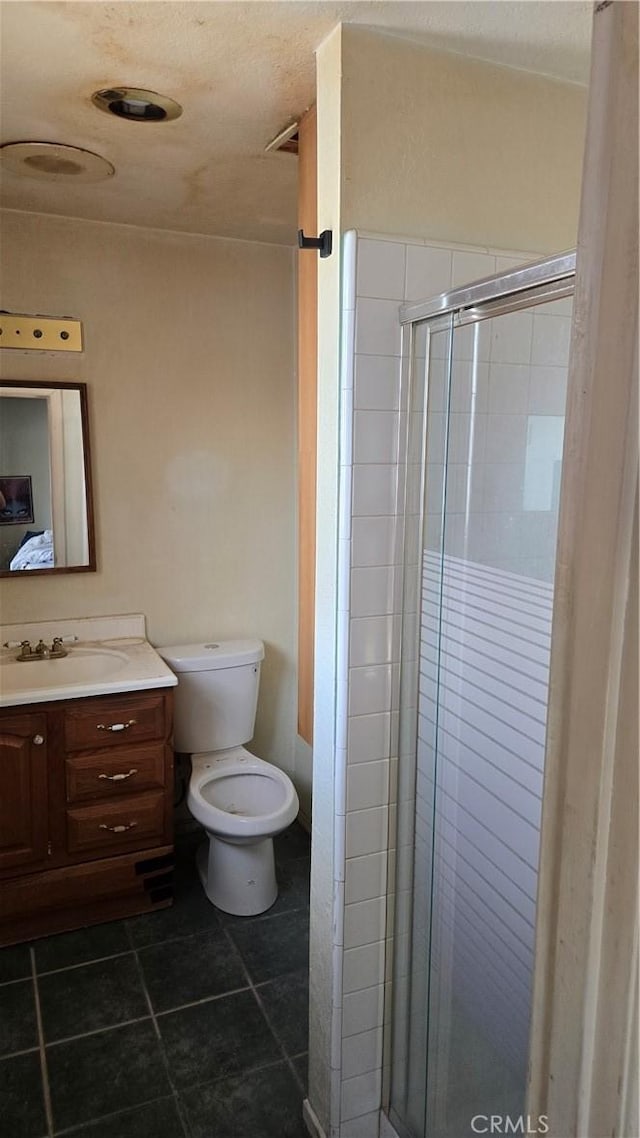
[0,822,311,1138]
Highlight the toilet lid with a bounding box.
[158,639,264,672]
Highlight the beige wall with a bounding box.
[0,210,297,775]
[341,27,588,252]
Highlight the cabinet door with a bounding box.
[0,713,48,874]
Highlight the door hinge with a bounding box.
[47,841,52,856]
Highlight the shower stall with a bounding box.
[388,253,575,1138]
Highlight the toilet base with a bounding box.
[196,834,278,916]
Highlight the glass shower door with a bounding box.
[390,293,572,1138]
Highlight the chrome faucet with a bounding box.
[15,638,68,662]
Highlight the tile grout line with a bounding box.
[175,1054,298,1099]
[0,972,37,989]
[220,922,306,1097]
[0,1043,42,1062]
[44,1014,152,1049]
[30,947,54,1138]
[130,947,192,1138]
[51,1093,179,1138]
[32,949,133,979]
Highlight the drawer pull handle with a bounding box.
[33,734,45,745]
[98,822,138,833]
[96,720,137,732]
[98,768,138,782]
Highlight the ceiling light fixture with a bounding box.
[92,87,183,123]
[0,142,115,182]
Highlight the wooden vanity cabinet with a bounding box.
[0,687,174,947]
[0,711,49,875]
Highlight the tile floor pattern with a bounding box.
[0,822,311,1138]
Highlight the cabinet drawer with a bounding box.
[65,744,166,803]
[64,693,166,751]
[66,792,166,855]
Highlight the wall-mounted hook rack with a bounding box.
[297,229,333,258]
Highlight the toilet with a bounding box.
[159,639,299,916]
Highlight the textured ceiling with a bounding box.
[0,1,592,244]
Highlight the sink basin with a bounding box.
[0,647,130,694]
[0,622,177,707]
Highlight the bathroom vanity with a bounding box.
[0,616,177,946]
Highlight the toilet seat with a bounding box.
[187,746,298,841]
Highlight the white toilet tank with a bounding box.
[158,639,264,755]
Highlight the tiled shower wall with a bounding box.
[331,232,542,1138]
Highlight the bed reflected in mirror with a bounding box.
[0,381,95,576]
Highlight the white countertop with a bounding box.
[0,614,177,707]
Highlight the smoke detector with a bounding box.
[0,142,115,182]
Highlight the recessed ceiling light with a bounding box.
[0,142,115,182]
[92,87,182,123]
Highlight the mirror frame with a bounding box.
[0,380,96,577]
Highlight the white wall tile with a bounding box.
[341,1069,383,1122]
[349,617,394,666]
[488,363,530,414]
[343,944,387,996]
[531,313,572,366]
[351,516,397,569]
[341,1026,384,1078]
[356,298,402,356]
[342,984,385,1037]
[349,665,393,717]
[447,413,476,465]
[450,359,489,413]
[348,712,391,764]
[354,355,402,411]
[351,566,396,617]
[490,310,533,364]
[451,250,496,288]
[347,760,389,813]
[452,320,492,363]
[495,254,536,272]
[353,411,400,465]
[357,240,406,300]
[340,1108,382,1137]
[405,244,452,303]
[483,463,525,512]
[527,366,568,415]
[346,806,389,858]
[484,414,528,464]
[344,897,387,950]
[346,852,388,905]
[352,465,399,516]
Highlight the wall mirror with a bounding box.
[0,381,96,576]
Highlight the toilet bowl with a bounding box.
[188,747,299,914]
[159,639,300,916]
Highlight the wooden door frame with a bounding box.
[297,104,318,745]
